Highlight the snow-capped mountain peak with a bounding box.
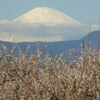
[13,7,81,26]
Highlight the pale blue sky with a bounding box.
[0,0,100,25]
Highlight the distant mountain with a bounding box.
[0,31,99,57]
[11,7,84,41]
[13,7,81,26]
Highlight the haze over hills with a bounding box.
[0,31,99,56]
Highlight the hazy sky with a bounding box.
[0,0,100,25]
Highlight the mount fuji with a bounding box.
[0,7,85,42]
[13,7,82,26]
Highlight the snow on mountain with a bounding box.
[13,7,81,26]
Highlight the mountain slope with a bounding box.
[80,31,100,49]
[81,31,100,42]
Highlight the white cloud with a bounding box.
[0,20,10,24]
[0,20,88,42]
[91,25,100,32]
